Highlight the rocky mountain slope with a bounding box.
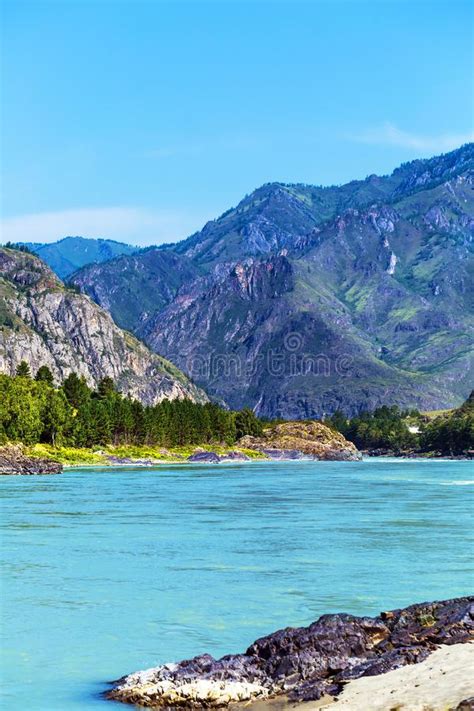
[23,236,137,278]
[71,248,202,331]
[70,145,474,418]
[0,248,206,405]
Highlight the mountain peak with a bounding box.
[21,236,138,279]
[391,142,474,195]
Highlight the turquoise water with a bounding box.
[1,458,473,710]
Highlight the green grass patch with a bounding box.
[25,443,267,466]
[421,408,455,419]
[26,444,107,466]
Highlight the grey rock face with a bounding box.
[70,248,201,332]
[0,248,207,405]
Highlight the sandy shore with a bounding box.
[332,643,474,711]
[245,644,474,711]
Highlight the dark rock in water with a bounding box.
[106,596,474,707]
[0,445,62,475]
[187,450,251,463]
[106,456,158,466]
[219,451,251,461]
[261,449,312,460]
[322,448,363,461]
[187,451,221,463]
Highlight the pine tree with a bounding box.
[15,361,31,378]
[89,399,113,446]
[97,377,115,399]
[235,407,263,439]
[39,387,71,446]
[62,373,91,409]
[326,410,348,436]
[35,365,54,386]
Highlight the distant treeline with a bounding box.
[326,398,474,456]
[0,363,263,448]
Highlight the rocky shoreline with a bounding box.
[0,445,63,475]
[106,596,473,708]
[363,448,474,460]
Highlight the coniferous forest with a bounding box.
[326,400,474,457]
[0,362,263,449]
[2,361,472,457]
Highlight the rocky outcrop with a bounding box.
[187,451,221,463]
[70,248,201,332]
[219,451,251,461]
[0,248,207,406]
[238,421,361,461]
[0,445,62,475]
[106,596,474,708]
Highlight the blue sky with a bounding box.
[1,0,473,246]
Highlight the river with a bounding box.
[1,458,473,710]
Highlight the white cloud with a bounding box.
[350,122,474,153]
[0,206,215,246]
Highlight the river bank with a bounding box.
[1,420,362,471]
[106,596,474,709]
[1,442,469,474]
[362,448,474,460]
[7,443,267,469]
[241,644,474,711]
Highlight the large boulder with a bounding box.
[239,421,361,461]
[187,451,221,464]
[0,445,63,475]
[106,596,474,708]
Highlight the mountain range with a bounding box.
[0,247,206,405]
[9,144,474,418]
[21,236,137,278]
